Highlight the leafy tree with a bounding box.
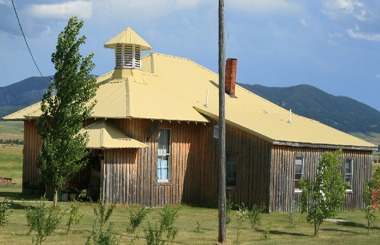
[36,16,97,207]
[364,166,380,233]
[300,150,348,237]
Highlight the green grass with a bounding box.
[0,202,379,244]
[0,121,23,140]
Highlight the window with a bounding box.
[345,159,353,190]
[294,157,304,190]
[226,154,237,187]
[157,129,170,182]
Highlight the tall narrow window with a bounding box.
[157,129,170,182]
[294,157,304,191]
[226,154,237,187]
[345,159,353,190]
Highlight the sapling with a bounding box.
[127,204,150,233]
[86,192,117,245]
[0,199,11,227]
[66,200,83,234]
[25,198,62,245]
[300,150,348,237]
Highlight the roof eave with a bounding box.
[272,140,377,151]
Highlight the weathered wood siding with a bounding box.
[199,123,272,208]
[101,119,207,206]
[270,146,373,212]
[21,119,373,211]
[23,120,42,194]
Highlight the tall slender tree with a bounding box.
[36,16,97,207]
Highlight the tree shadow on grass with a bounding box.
[335,221,380,231]
[0,191,43,201]
[255,228,309,237]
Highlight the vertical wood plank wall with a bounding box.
[270,146,373,212]
[22,119,373,211]
[199,122,272,208]
[23,120,42,194]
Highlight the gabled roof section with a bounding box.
[82,120,147,149]
[104,27,152,50]
[2,48,376,149]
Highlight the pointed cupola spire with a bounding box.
[104,28,151,70]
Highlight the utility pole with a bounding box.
[218,0,226,243]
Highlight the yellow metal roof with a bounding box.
[104,27,152,50]
[3,47,376,149]
[82,120,147,149]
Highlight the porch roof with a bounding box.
[82,120,147,149]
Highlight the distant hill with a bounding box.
[1,76,380,135]
[240,84,380,134]
[0,76,51,118]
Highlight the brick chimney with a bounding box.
[225,58,237,96]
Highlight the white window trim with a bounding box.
[157,128,171,182]
[345,158,353,192]
[294,157,304,193]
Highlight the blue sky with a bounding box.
[1,0,380,111]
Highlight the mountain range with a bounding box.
[1,76,379,135]
[0,76,51,119]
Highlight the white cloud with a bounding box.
[321,0,372,21]
[347,28,380,41]
[28,1,93,20]
[229,0,300,13]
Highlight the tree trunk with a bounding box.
[53,188,58,208]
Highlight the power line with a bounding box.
[11,0,43,77]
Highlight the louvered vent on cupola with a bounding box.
[104,28,152,70]
[115,44,142,69]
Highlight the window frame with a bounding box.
[226,153,238,188]
[344,158,353,192]
[294,156,304,193]
[157,128,171,183]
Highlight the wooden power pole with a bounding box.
[218,0,226,243]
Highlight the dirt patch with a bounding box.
[0,178,12,185]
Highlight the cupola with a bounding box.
[104,28,152,70]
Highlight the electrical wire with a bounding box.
[11,0,44,77]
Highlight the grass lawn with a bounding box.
[1,146,380,244]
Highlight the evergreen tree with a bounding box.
[36,16,97,207]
